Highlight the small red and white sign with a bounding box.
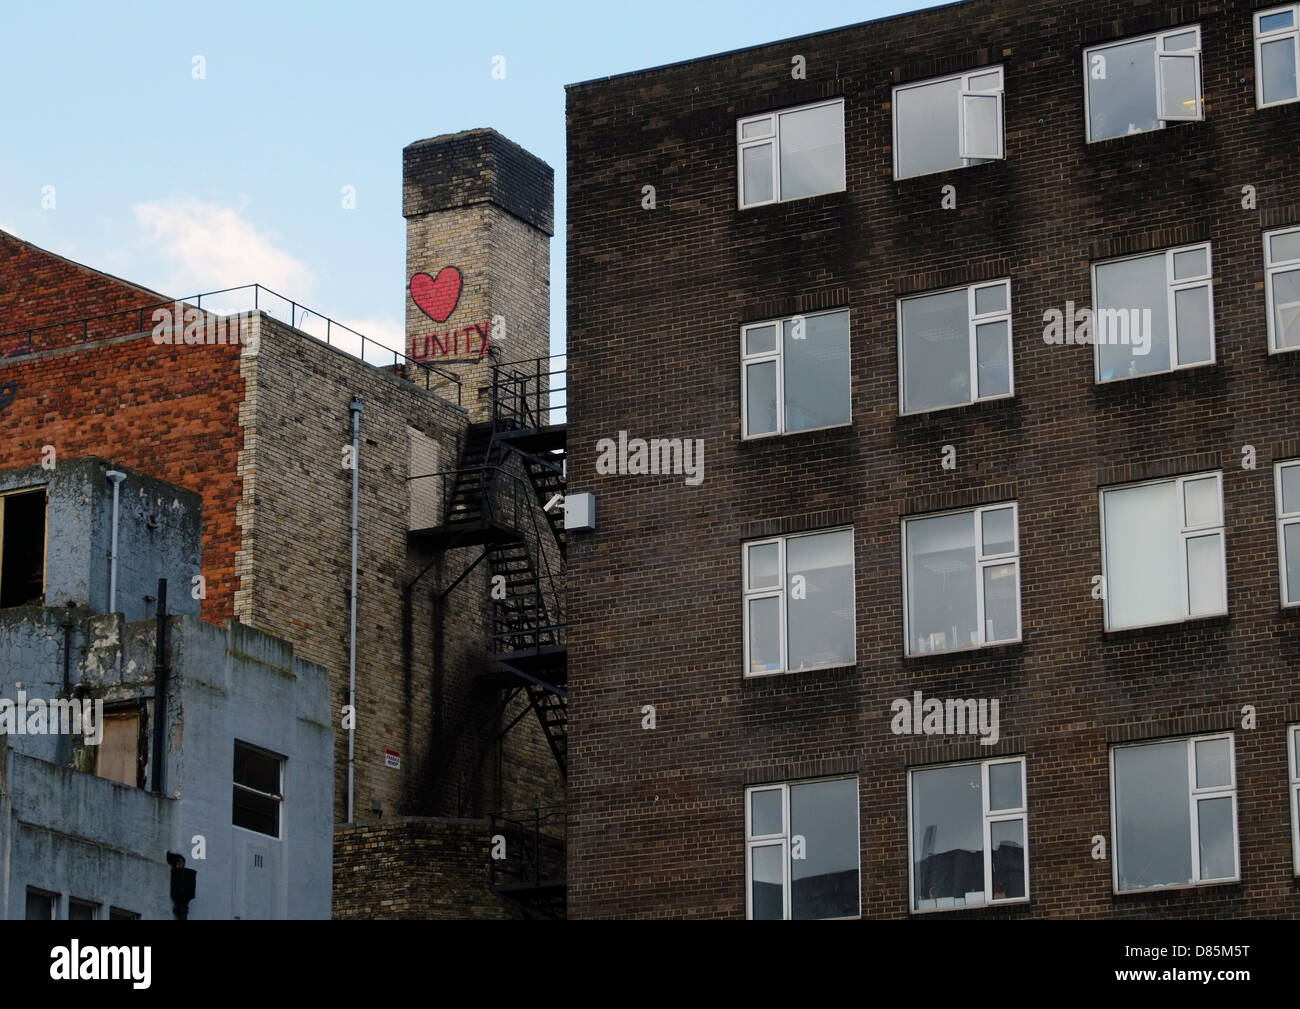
[384,749,401,770]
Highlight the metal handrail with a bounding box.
[488,806,566,890]
[492,354,567,430]
[0,281,462,405]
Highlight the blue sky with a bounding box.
[0,0,918,359]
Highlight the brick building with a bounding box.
[565,0,1300,917]
[0,129,568,917]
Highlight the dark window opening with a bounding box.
[0,489,47,608]
[25,888,55,920]
[68,899,97,920]
[232,741,282,838]
[108,907,139,920]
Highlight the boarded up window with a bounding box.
[407,427,441,530]
[96,710,141,787]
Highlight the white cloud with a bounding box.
[131,198,314,299]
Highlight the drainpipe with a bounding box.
[105,471,127,614]
[151,579,168,795]
[347,397,362,823]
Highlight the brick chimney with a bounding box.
[402,128,553,421]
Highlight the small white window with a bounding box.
[1255,5,1300,108]
[1092,243,1214,382]
[746,777,860,919]
[743,528,855,676]
[1084,26,1203,142]
[1111,734,1238,892]
[1265,226,1300,352]
[1100,472,1226,631]
[737,99,845,208]
[893,67,1005,179]
[1274,460,1300,605]
[741,309,851,437]
[903,503,1020,656]
[898,279,1012,414]
[909,756,1028,911]
[1289,725,1300,875]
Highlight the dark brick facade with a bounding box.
[565,0,1300,918]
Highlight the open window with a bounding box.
[0,488,47,608]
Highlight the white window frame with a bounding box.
[897,278,1014,415]
[1109,733,1239,893]
[1083,26,1203,143]
[1098,471,1227,631]
[736,98,846,209]
[892,66,1005,179]
[907,756,1029,912]
[745,776,861,920]
[1289,724,1300,875]
[1274,460,1300,606]
[1091,243,1215,383]
[1255,5,1300,109]
[232,740,284,839]
[901,502,1022,656]
[741,308,851,438]
[743,527,855,677]
[1265,226,1300,353]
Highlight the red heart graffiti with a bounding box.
[410,267,463,323]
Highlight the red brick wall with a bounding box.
[0,235,244,623]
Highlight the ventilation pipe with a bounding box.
[347,396,362,823]
[106,470,127,614]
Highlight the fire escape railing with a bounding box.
[492,354,567,432]
[489,806,566,891]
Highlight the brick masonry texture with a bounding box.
[565,0,1300,918]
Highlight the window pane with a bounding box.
[968,70,1002,91]
[1114,740,1193,890]
[232,786,279,837]
[974,284,1007,315]
[1281,465,1300,514]
[1172,248,1207,279]
[1174,286,1213,365]
[69,901,95,921]
[980,507,1015,555]
[1088,37,1160,141]
[1261,37,1299,105]
[751,788,783,836]
[747,542,779,590]
[960,92,1000,158]
[742,144,774,205]
[1261,10,1296,32]
[1095,253,1170,379]
[787,529,854,669]
[1104,482,1182,629]
[907,511,977,653]
[783,312,849,432]
[1197,796,1236,880]
[790,779,859,919]
[1186,533,1224,616]
[1194,737,1231,788]
[745,324,777,355]
[988,761,1022,811]
[1183,476,1220,527]
[1163,31,1199,51]
[25,891,53,920]
[745,361,778,436]
[1271,268,1300,349]
[912,764,984,907]
[901,288,970,412]
[1270,231,1300,264]
[747,596,781,673]
[779,103,844,200]
[975,321,1011,398]
[750,845,784,919]
[234,744,279,794]
[982,563,1019,642]
[741,117,773,140]
[896,77,963,178]
[1285,523,1300,601]
[990,819,1026,900]
[1158,54,1199,119]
